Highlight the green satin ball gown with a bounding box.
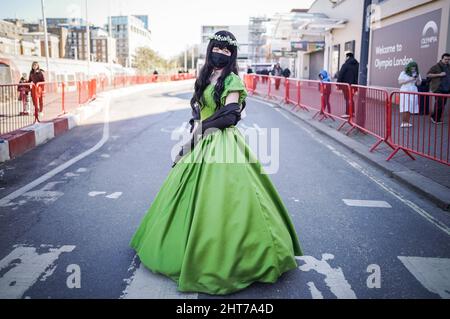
[130,73,303,295]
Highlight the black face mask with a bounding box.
[210,52,230,68]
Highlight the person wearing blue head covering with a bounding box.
[319,70,332,113]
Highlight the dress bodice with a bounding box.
[200,72,248,121]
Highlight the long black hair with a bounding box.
[190,30,245,112]
[30,61,40,73]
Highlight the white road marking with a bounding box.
[40,264,57,282]
[106,192,122,199]
[47,161,58,167]
[120,257,197,299]
[296,254,357,299]
[101,154,110,158]
[307,282,324,299]
[398,256,450,299]
[0,244,75,299]
[76,168,88,173]
[0,96,112,208]
[343,199,392,208]
[0,82,192,210]
[89,191,107,197]
[88,191,122,199]
[1,83,192,209]
[64,172,79,178]
[20,182,65,205]
[272,106,450,236]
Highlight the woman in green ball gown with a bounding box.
[130,30,302,295]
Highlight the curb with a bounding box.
[0,104,98,162]
[251,95,450,211]
[0,80,195,163]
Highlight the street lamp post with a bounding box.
[184,47,188,72]
[359,0,373,85]
[86,0,91,79]
[191,46,195,71]
[41,0,50,78]
[108,2,113,81]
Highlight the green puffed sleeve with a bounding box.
[220,73,248,107]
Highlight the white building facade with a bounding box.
[109,15,152,67]
[22,32,60,58]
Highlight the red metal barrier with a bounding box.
[249,74,270,97]
[388,91,449,165]
[243,74,255,94]
[286,78,301,109]
[34,82,66,122]
[297,79,323,117]
[242,74,449,166]
[348,85,394,152]
[77,80,90,105]
[268,76,287,103]
[1,74,195,136]
[0,83,36,134]
[318,82,355,130]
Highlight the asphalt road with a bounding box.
[0,81,449,299]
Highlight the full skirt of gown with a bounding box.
[130,126,303,295]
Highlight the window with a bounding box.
[344,40,355,53]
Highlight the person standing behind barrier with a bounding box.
[337,52,359,118]
[318,70,332,113]
[28,61,45,118]
[153,69,159,81]
[271,63,283,90]
[261,68,270,84]
[282,67,291,78]
[427,53,450,124]
[417,77,430,115]
[18,73,31,116]
[398,61,421,128]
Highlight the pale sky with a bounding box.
[1,0,315,58]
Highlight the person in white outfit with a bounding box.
[398,61,422,127]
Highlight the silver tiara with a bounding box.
[208,34,239,47]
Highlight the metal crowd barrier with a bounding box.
[243,74,449,166]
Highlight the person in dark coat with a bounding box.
[271,63,283,90]
[28,61,45,116]
[260,68,269,84]
[282,68,291,78]
[337,52,359,118]
[427,53,450,124]
[417,78,430,115]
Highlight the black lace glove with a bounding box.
[200,102,241,134]
[172,103,242,168]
